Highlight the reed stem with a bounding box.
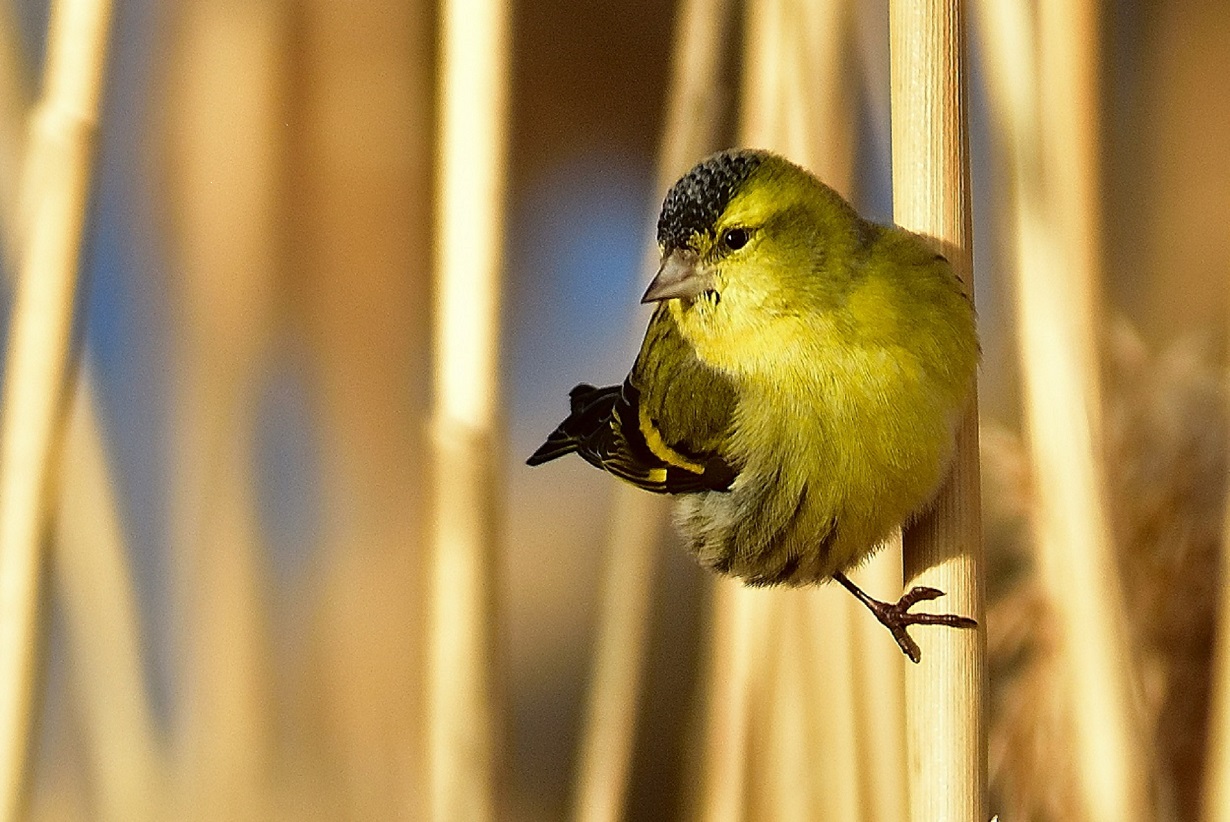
[288,0,434,816]
[165,2,286,814]
[888,0,987,818]
[975,0,1152,816]
[572,491,665,822]
[699,584,773,821]
[427,0,510,816]
[0,1,31,258]
[54,373,163,822]
[1040,0,1149,815]
[1205,446,1230,822]
[0,12,158,822]
[848,544,907,822]
[0,0,114,817]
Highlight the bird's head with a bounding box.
[643,149,864,370]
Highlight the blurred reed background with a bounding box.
[0,0,1227,820]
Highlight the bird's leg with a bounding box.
[832,572,977,664]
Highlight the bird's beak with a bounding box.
[641,249,713,304]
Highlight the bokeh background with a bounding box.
[0,0,1228,819]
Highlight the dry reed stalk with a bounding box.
[747,593,860,822]
[777,0,856,199]
[0,16,160,822]
[572,490,667,822]
[289,1,433,817]
[427,0,510,816]
[0,1,30,258]
[165,2,284,815]
[53,373,163,822]
[740,0,784,149]
[847,545,908,821]
[795,592,864,821]
[654,0,736,170]
[1202,434,1230,817]
[571,2,732,820]
[0,263,162,819]
[1210,345,1230,820]
[888,0,987,819]
[974,0,1151,817]
[0,96,164,822]
[1032,4,1152,813]
[757,598,812,822]
[699,583,775,822]
[0,0,114,817]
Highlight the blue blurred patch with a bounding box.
[254,345,322,588]
[506,150,655,443]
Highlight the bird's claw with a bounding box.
[897,585,944,608]
[868,585,978,664]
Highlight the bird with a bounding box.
[527,149,979,662]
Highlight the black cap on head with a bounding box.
[656,150,766,251]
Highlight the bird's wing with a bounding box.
[526,307,738,494]
[630,304,739,474]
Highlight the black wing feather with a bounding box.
[525,384,620,466]
[526,378,735,494]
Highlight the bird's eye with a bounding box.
[722,228,749,251]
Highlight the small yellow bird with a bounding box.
[528,149,979,662]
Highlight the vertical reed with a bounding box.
[289,0,433,816]
[0,0,114,818]
[0,0,30,257]
[571,490,668,822]
[165,2,284,815]
[1031,6,1151,813]
[699,585,774,821]
[759,600,813,822]
[847,540,908,822]
[427,0,510,816]
[888,0,986,819]
[975,0,1152,816]
[53,374,163,822]
[571,2,732,820]
[0,14,157,822]
[1206,441,1230,821]
[1210,175,1230,818]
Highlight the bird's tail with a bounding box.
[525,383,620,466]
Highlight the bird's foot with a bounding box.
[833,573,977,663]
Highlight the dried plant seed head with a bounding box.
[985,320,1229,821]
